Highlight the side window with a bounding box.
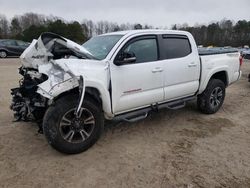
[3,40,17,46]
[16,40,26,46]
[162,36,191,59]
[122,38,158,63]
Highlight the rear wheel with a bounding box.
[197,79,225,114]
[43,95,104,154]
[0,51,7,58]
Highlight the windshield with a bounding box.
[82,35,123,60]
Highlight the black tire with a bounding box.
[197,79,226,114]
[43,95,104,154]
[0,50,7,58]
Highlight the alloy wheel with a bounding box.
[209,87,223,109]
[59,108,95,143]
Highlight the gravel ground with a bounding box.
[0,58,250,188]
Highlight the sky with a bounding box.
[0,0,250,27]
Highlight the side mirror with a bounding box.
[115,52,136,65]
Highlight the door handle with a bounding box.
[188,62,197,67]
[152,67,163,73]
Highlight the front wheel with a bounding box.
[43,95,104,154]
[197,79,226,114]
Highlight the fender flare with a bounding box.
[198,66,229,94]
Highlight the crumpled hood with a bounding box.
[19,32,110,100]
[20,32,93,69]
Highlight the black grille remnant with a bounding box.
[10,67,48,122]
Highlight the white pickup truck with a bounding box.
[11,30,242,154]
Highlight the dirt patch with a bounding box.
[0,58,250,187]
[180,117,236,138]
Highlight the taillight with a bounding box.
[239,55,243,67]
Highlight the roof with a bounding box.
[101,29,190,37]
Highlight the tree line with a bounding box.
[175,20,250,47]
[0,12,249,47]
[0,13,150,44]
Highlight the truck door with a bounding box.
[159,34,200,101]
[110,35,165,114]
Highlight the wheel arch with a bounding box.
[54,87,100,103]
[52,85,112,117]
[199,69,229,94]
[210,71,228,86]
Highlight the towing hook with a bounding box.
[74,76,85,118]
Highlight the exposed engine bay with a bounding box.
[10,67,48,122]
[10,32,93,125]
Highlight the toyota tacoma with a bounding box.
[10,30,242,154]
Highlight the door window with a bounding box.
[161,36,191,59]
[121,38,158,63]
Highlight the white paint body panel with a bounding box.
[37,59,113,116]
[198,52,241,94]
[110,60,165,113]
[162,32,201,101]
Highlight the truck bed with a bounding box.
[198,47,238,56]
[198,50,240,94]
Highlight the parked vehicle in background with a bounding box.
[241,49,250,60]
[0,39,30,58]
[10,31,242,154]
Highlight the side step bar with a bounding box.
[123,113,148,123]
[113,96,196,123]
[165,100,186,110]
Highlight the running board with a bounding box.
[158,96,195,110]
[166,101,186,110]
[123,113,148,123]
[113,96,196,123]
[113,108,151,123]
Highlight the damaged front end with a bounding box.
[10,67,48,122]
[10,32,93,125]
